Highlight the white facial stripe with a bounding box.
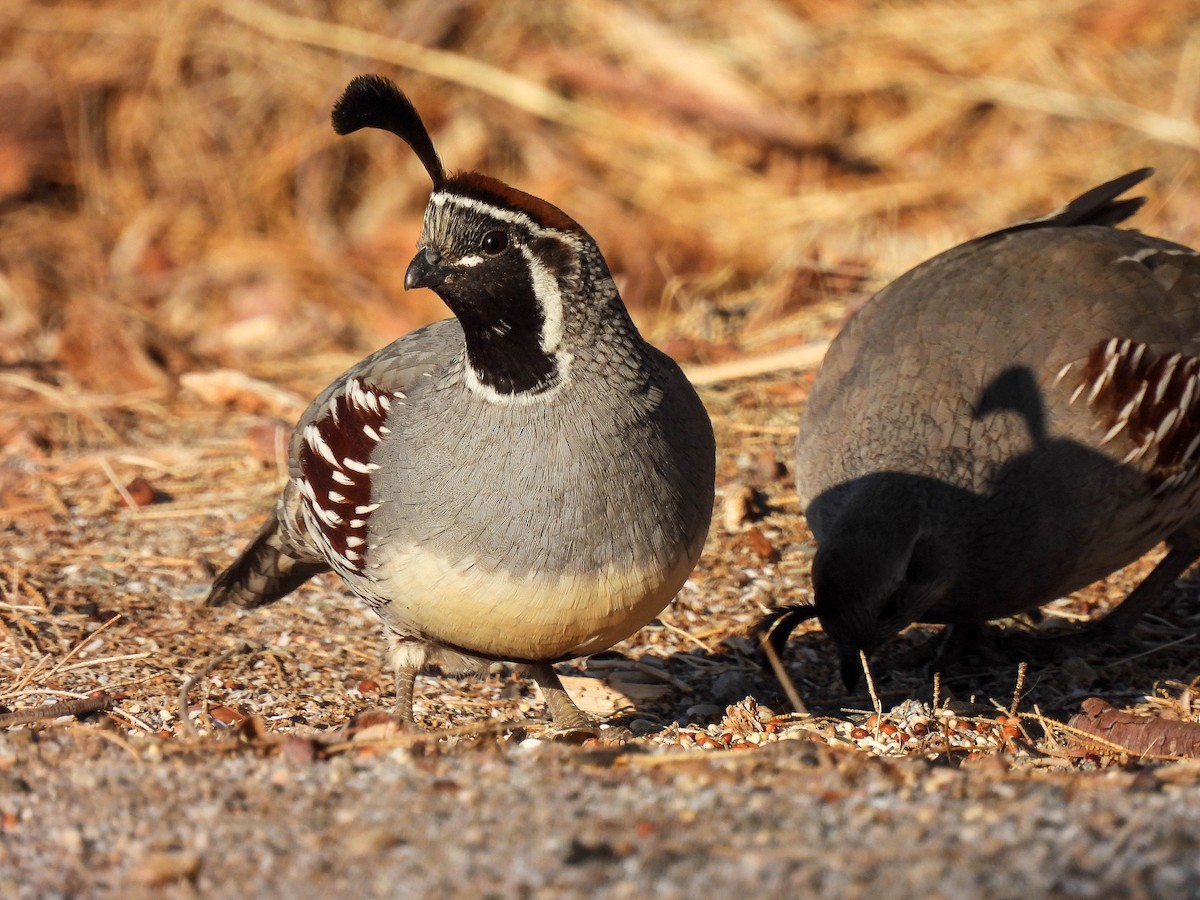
[429,192,581,247]
[518,245,565,355]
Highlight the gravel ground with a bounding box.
[5,729,1200,897]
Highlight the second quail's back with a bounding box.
[793,170,1200,651]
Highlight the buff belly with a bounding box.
[359,542,700,662]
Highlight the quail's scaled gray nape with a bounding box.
[768,169,1200,687]
[207,75,716,728]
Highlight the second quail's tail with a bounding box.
[206,508,329,609]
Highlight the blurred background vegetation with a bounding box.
[0,0,1197,400]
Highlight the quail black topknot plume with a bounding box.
[207,75,716,727]
[764,169,1200,688]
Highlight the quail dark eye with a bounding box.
[481,230,508,255]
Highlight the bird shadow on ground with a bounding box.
[613,570,1200,734]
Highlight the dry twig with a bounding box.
[177,643,256,741]
[0,693,114,728]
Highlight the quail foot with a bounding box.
[206,75,715,728]
[765,169,1200,687]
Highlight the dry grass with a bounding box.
[2,0,1199,396]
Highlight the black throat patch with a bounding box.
[437,246,562,396]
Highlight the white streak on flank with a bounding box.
[1069,381,1087,405]
[350,379,381,414]
[1113,382,1147,428]
[378,426,391,435]
[349,519,366,529]
[327,396,340,424]
[303,424,340,467]
[1051,362,1073,388]
[328,491,347,504]
[1179,376,1196,414]
[1155,407,1180,444]
[343,458,380,473]
[1182,432,1200,462]
[344,549,361,562]
[1100,420,1126,445]
[346,536,365,548]
[1129,342,1145,370]
[355,503,381,514]
[313,503,342,527]
[1087,346,1120,404]
[1155,353,1183,404]
[1154,473,1182,497]
[379,394,394,409]
[332,470,354,486]
[363,424,381,443]
[296,478,316,502]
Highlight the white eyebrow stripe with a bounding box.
[429,192,582,246]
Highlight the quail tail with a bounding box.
[206,509,329,609]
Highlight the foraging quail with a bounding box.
[206,75,715,727]
[764,169,1200,686]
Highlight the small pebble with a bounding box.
[208,706,247,729]
[119,476,159,508]
[281,735,318,765]
[128,851,201,887]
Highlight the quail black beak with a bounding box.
[405,246,450,290]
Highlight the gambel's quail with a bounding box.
[206,75,715,727]
[765,169,1200,686]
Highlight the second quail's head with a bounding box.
[810,501,953,688]
[333,75,613,400]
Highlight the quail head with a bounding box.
[206,75,716,728]
[764,169,1200,687]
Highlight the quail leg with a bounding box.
[393,667,417,723]
[524,662,594,730]
[386,630,429,724]
[1092,539,1200,634]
